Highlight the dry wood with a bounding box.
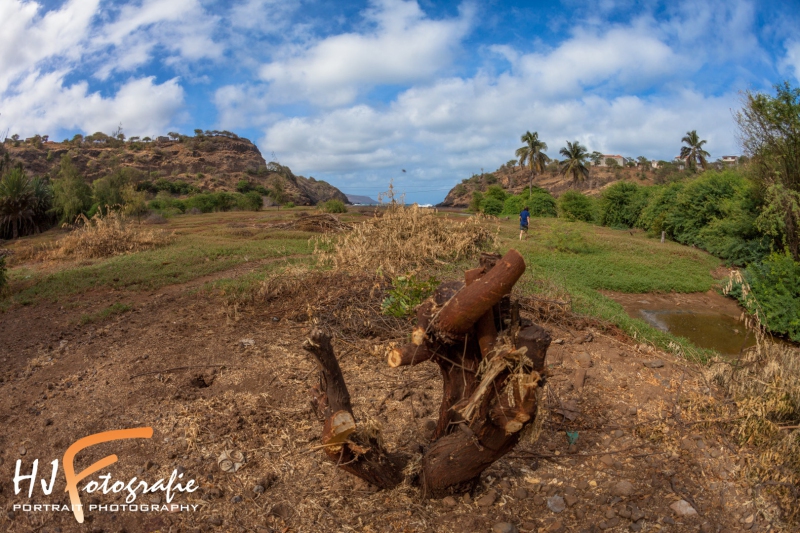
[387,343,434,368]
[432,249,525,339]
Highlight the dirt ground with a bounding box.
[0,261,769,533]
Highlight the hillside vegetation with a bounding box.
[1,130,347,207]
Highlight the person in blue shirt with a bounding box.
[519,206,530,240]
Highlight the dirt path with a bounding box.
[0,270,766,533]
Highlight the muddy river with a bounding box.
[603,290,757,356]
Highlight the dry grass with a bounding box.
[313,204,497,276]
[703,270,800,526]
[49,211,174,259]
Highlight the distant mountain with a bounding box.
[346,194,379,205]
[3,133,348,206]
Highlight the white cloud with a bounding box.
[0,0,101,93]
[0,71,185,138]
[258,0,473,106]
[783,41,800,82]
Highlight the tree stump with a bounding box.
[301,249,551,496]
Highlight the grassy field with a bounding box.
[495,216,722,360]
[2,208,725,359]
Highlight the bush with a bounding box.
[636,183,684,236]
[740,252,800,341]
[557,191,597,222]
[468,191,483,212]
[600,181,652,228]
[237,191,263,211]
[285,202,296,208]
[381,275,440,317]
[236,180,252,193]
[320,199,347,213]
[501,188,557,218]
[480,197,503,216]
[51,155,92,224]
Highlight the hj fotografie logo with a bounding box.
[12,427,199,524]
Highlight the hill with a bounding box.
[1,133,348,206]
[440,163,662,207]
[346,194,379,205]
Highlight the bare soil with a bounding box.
[0,258,768,533]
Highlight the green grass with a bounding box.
[501,218,723,361]
[79,302,132,324]
[2,211,316,306]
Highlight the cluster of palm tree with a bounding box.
[0,153,53,239]
[513,129,710,187]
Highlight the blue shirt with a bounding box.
[520,209,530,225]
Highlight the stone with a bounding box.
[477,489,498,507]
[149,495,162,504]
[630,507,645,522]
[564,494,578,507]
[612,481,634,497]
[513,487,528,499]
[700,522,715,533]
[628,406,638,416]
[643,360,664,369]
[253,484,265,494]
[629,520,643,532]
[521,522,537,532]
[575,352,593,368]
[442,496,457,507]
[208,517,223,527]
[577,480,590,491]
[498,479,513,491]
[573,369,587,390]
[462,493,472,505]
[618,508,631,519]
[230,495,243,503]
[613,430,624,438]
[670,499,697,517]
[18,447,26,456]
[424,419,437,432]
[544,520,564,533]
[574,509,585,520]
[547,495,566,513]
[492,523,518,533]
[600,455,615,467]
[710,449,722,458]
[533,495,546,506]
[605,508,617,519]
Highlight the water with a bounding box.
[638,309,756,356]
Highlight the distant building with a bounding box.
[650,160,660,169]
[156,136,170,143]
[721,155,738,164]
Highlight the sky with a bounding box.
[1,0,799,204]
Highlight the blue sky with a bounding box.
[2,0,799,203]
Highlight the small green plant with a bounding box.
[284,202,296,208]
[381,274,440,317]
[320,199,347,213]
[79,302,132,324]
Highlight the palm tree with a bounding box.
[559,141,590,184]
[515,131,550,197]
[0,167,36,239]
[679,130,710,171]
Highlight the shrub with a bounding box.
[51,211,173,259]
[0,167,52,238]
[381,274,440,317]
[51,155,91,224]
[469,191,483,212]
[740,252,800,341]
[320,199,347,213]
[502,188,558,218]
[236,180,252,193]
[636,183,684,236]
[237,191,263,211]
[285,201,296,208]
[485,185,507,203]
[600,181,652,228]
[544,228,597,254]
[557,190,597,222]
[480,196,503,216]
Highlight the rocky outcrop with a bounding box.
[4,135,348,206]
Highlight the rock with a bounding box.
[498,479,512,491]
[600,455,615,467]
[477,489,498,507]
[628,406,638,416]
[544,520,564,533]
[663,516,676,525]
[618,507,631,519]
[573,369,586,390]
[230,495,243,503]
[629,520,643,532]
[613,429,624,438]
[424,419,437,432]
[612,481,634,497]
[564,494,578,507]
[462,493,472,505]
[492,523,518,533]
[513,487,528,499]
[253,484,265,494]
[700,522,715,533]
[521,522,537,532]
[547,495,566,513]
[669,499,697,516]
[599,517,620,529]
[442,496,457,507]
[605,508,617,519]
[208,516,223,527]
[574,509,585,520]
[577,480,589,491]
[630,506,645,522]
[575,352,593,368]
[643,360,664,368]
[553,339,564,344]
[239,338,255,347]
[710,448,722,458]
[149,495,162,504]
